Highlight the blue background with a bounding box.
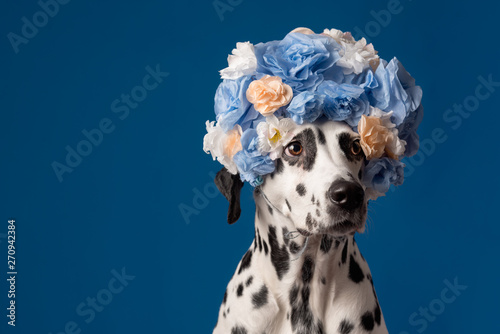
[1,0,499,333]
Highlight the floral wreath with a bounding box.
[203,27,423,199]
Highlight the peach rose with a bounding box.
[290,27,315,35]
[358,114,405,160]
[358,115,389,159]
[223,126,242,159]
[246,75,293,116]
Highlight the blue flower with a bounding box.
[368,58,423,126]
[363,158,405,194]
[208,30,423,188]
[214,75,260,132]
[254,33,341,92]
[233,128,275,186]
[398,104,423,157]
[345,69,378,90]
[286,91,324,124]
[318,80,370,127]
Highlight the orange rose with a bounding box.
[223,127,242,159]
[358,115,391,159]
[290,27,315,35]
[246,75,293,116]
[358,113,406,160]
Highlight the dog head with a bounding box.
[215,120,367,237]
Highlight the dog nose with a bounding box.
[328,180,364,211]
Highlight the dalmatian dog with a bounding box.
[213,119,388,334]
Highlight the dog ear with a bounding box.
[215,167,244,224]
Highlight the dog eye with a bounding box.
[285,142,303,157]
[351,139,362,155]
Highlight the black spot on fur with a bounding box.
[263,240,269,255]
[268,226,290,280]
[237,284,244,297]
[301,256,314,284]
[289,285,299,305]
[338,132,363,162]
[301,286,310,303]
[306,213,314,230]
[246,276,253,287]
[238,250,253,274]
[361,311,375,331]
[296,183,306,196]
[338,132,354,162]
[289,284,324,334]
[288,285,300,324]
[339,319,354,334]
[231,326,248,334]
[297,228,312,236]
[257,230,263,252]
[252,284,269,309]
[282,227,290,245]
[317,128,326,145]
[283,129,317,171]
[223,311,226,318]
[358,169,363,180]
[287,312,290,320]
[285,199,292,212]
[334,239,341,248]
[368,274,381,313]
[341,241,348,264]
[321,277,326,284]
[317,320,325,334]
[289,241,301,254]
[223,290,227,304]
[311,195,315,203]
[374,303,381,325]
[348,255,364,283]
[267,204,273,215]
[290,286,314,332]
[320,234,333,253]
[275,158,284,174]
[316,208,320,217]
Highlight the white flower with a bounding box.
[219,42,257,80]
[256,115,296,160]
[323,28,380,75]
[322,28,355,44]
[203,121,242,174]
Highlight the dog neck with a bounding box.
[253,188,353,288]
[249,189,382,332]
